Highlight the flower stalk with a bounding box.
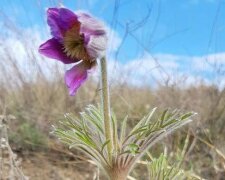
[39,6,196,180]
[100,56,113,164]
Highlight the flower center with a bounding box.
[63,22,90,61]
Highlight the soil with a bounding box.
[17,150,97,180]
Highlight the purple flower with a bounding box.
[39,8,107,95]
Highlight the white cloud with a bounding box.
[1,26,224,90]
[106,26,122,54]
[0,22,122,76]
[0,27,65,85]
[107,53,225,89]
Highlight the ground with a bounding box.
[18,151,96,180]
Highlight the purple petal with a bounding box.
[86,35,107,59]
[65,61,91,95]
[77,12,107,38]
[58,8,78,31]
[47,8,78,41]
[76,12,107,59]
[39,38,77,64]
[47,8,63,41]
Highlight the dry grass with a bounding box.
[0,3,225,179]
[1,45,225,178]
[0,115,28,180]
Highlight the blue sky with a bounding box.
[0,0,225,87]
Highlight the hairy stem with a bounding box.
[100,56,113,164]
[108,167,129,180]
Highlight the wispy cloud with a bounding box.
[106,26,122,54]
[107,53,225,89]
[0,24,122,81]
[1,26,224,89]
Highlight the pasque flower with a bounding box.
[39,8,107,95]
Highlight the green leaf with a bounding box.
[101,139,110,152]
[145,107,157,125]
[148,154,184,180]
[120,115,128,145]
[181,112,194,120]
[111,111,118,154]
[160,109,168,127]
[127,143,140,155]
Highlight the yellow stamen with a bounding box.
[63,23,90,61]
